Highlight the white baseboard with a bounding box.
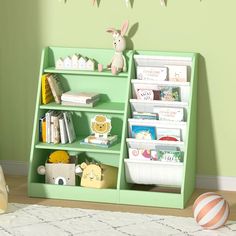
[0,160,29,176]
[0,161,235,191]
[196,175,236,191]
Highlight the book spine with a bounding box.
[47,74,61,104]
[46,111,52,143]
[53,114,60,144]
[63,112,76,143]
[59,117,68,144]
[42,118,46,143]
[41,74,53,104]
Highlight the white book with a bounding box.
[50,111,61,143]
[45,110,54,143]
[61,91,99,103]
[63,112,76,143]
[59,116,68,144]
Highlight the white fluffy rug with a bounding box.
[0,203,235,236]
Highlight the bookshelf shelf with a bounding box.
[35,138,121,155]
[40,101,125,114]
[28,47,197,209]
[44,67,128,78]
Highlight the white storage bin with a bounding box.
[124,159,183,187]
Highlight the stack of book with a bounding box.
[39,111,76,144]
[80,134,118,148]
[61,91,100,107]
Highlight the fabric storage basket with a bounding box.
[124,159,183,187]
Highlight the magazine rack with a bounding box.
[28,47,198,208]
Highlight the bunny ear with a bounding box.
[106,28,117,33]
[120,20,129,36]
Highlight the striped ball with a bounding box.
[193,192,230,230]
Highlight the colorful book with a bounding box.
[157,150,184,163]
[63,112,76,143]
[129,148,157,161]
[80,134,118,148]
[133,111,158,120]
[160,87,180,101]
[41,74,53,105]
[47,74,64,104]
[136,89,160,101]
[157,128,181,141]
[61,91,100,103]
[131,125,156,140]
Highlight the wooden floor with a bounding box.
[6,175,236,220]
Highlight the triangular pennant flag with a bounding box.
[125,0,130,7]
[92,0,97,6]
[160,0,166,6]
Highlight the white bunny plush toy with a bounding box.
[107,20,129,75]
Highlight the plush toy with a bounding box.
[80,162,117,189]
[0,166,8,214]
[193,192,230,229]
[107,20,129,75]
[48,150,70,164]
[37,155,81,186]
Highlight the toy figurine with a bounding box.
[0,166,8,214]
[107,20,129,75]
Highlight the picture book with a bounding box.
[61,91,100,103]
[137,89,160,101]
[47,74,64,104]
[80,134,118,148]
[166,65,187,82]
[160,87,180,101]
[41,74,53,105]
[157,150,184,163]
[133,111,158,120]
[129,148,157,161]
[153,107,184,122]
[136,66,168,81]
[157,128,181,141]
[131,125,156,140]
[63,112,76,143]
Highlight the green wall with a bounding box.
[0,0,236,177]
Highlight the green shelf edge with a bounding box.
[44,67,129,78]
[40,101,125,114]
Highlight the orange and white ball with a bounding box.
[193,192,230,230]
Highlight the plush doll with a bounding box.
[107,20,129,75]
[0,166,8,214]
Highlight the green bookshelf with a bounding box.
[28,47,198,208]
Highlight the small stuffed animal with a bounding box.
[0,166,8,214]
[107,20,129,75]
